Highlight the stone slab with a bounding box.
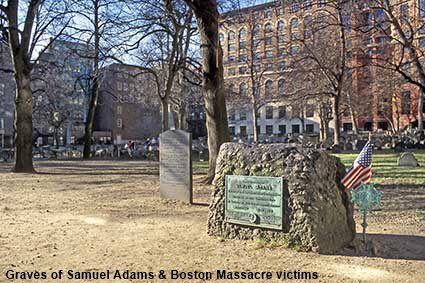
[159,129,192,203]
[398,152,419,167]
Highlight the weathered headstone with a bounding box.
[356,140,367,151]
[398,152,419,167]
[208,143,356,254]
[344,142,353,151]
[159,129,192,203]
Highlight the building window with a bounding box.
[253,52,261,60]
[117,118,122,128]
[265,9,272,18]
[278,80,285,95]
[265,63,273,71]
[266,125,274,135]
[239,53,247,62]
[266,106,274,119]
[228,55,235,62]
[303,0,312,10]
[229,109,235,121]
[290,3,299,13]
[265,23,273,33]
[228,31,236,41]
[290,17,299,30]
[291,32,298,41]
[240,126,247,136]
[265,36,273,45]
[318,0,327,7]
[279,125,286,135]
[401,91,411,114]
[292,124,300,133]
[278,20,285,33]
[253,25,261,37]
[400,3,409,24]
[419,38,425,48]
[219,33,224,45]
[239,41,246,49]
[239,66,247,74]
[240,111,247,120]
[278,35,286,44]
[278,7,284,16]
[278,48,286,57]
[306,124,314,133]
[290,45,299,55]
[229,126,235,136]
[228,43,235,52]
[117,82,123,91]
[279,61,286,71]
[239,83,247,96]
[239,28,247,39]
[306,104,315,117]
[228,68,236,76]
[117,105,122,115]
[254,64,261,72]
[278,106,286,118]
[265,50,273,58]
[265,80,273,96]
[420,0,425,18]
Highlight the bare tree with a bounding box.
[282,0,352,145]
[0,0,72,172]
[182,0,230,183]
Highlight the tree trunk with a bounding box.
[332,95,341,145]
[54,128,60,149]
[83,76,99,158]
[161,99,169,132]
[252,106,259,143]
[187,0,230,183]
[418,90,424,131]
[13,72,35,173]
[83,0,100,159]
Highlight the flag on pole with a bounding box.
[341,141,372,190]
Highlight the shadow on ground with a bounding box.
[336,233,425,261]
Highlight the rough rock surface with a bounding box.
[207,143,356,254]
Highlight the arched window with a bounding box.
[239,82,247,96]
[228,31,236,41]
[278,21,285,33]
[290,17,299,30]
[253,25,261,37]
[278,79,284,96]
[265,80,273,96]
[219,33,224,44]
[265,23,273,33]
[239,28,247,39]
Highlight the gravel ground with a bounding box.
[0,160,424,283]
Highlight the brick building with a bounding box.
[220,0,425,139]
[0,42,15,148]
[94,63,161,144]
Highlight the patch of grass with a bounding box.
[333,150,425,186]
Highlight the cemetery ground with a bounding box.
[0,151,424,283]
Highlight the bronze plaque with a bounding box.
[225,175,284,230]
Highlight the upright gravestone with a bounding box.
[397,152,419,167]
[160,129,192,203]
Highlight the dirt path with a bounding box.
[0,161,424,283]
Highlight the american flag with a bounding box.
[341,141,372,190]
